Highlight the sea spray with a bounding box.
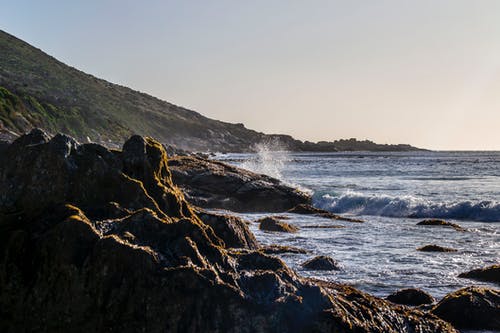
[240,140,289,181]
[239,140,312,194]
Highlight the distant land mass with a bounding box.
[0,30,422,152]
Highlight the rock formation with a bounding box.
[386,288,435,306]
[417,245,458,252]
[0,129,457,332]
[431,287,500,330]
[168,155,310,212]
[257,216,299,233]
[458,264,500,285]
[302,256,342,271]
[288,204,364,223]
[416,219,466,232]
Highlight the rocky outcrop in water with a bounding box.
[0,129,457,332]
[260,244,308,254]
[416,219,466,232]
[417,245,457,252]
[458,264,500,285]
[257,216,299,233]
[288,204,364,223]
[386,288,435,306]
[168,155,310,212]
[302,256,342,271]
[431,287,500,330]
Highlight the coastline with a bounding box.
[1,129,497,332]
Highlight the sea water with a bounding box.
[216,150,500,299]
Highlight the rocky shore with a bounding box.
[1,129,497,332]
[0,129,462,332]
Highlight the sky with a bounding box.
[1,1,500,150]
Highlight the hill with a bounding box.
[0,29,422,152]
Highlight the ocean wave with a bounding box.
[313,192,500,222]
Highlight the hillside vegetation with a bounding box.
[0,29,421,152]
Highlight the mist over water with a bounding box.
[217,151,500,299]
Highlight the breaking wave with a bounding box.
[314,192,500,222]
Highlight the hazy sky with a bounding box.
[2,1,500,150]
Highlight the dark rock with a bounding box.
[431,287,500,330]
[288,204,364,223]
[236,251,290,272]
[458,265,500,285]
[0,130,457,332]
[168,155,310,212]
[416,219,466,232]
[260,245,308,254]
[196,209,258,249]
[258,216,299,233]
[302,256,342,271]
[303,225,345,229]
[417,245,457,252]
[386,288,435,306]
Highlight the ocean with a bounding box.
[216,149,500,299]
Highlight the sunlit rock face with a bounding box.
[0,129,457,332]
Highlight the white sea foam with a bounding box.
[314,191,500,222]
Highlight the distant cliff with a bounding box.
[0,30,423,152]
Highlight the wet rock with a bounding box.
[302,256,341,271]
[386,288,435,306]
[431,287,500,330]
[288,204,364,223]
[417,245,457,252]
[260,244,308,254]
[0,129,458,333]
[168,155,310,212]
[416,219,466,232]
[303,225,345,229]
[458,264,500,285]
[258,216,299,233]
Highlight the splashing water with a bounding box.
[239,140,290,181]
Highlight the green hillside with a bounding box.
[0,29,421,152]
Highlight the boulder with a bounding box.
[196,209,258,249]
[458,265,500,285]
[260,245,308,255]
[168,155,310,212]
[302,256,342,271]
[386,288,435,306]
[417,245,457,252]
[0,129,458,333]
[416,219,466,232]
[258,216,299,233]
[288,204,364,223]
[431,287,500,330]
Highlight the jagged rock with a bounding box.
[258,216,299,233]
[458,265,500,285]
[0,129,457,332]
[302,256,342,271]
[416,219,466,232]
[168,155,310,212]
[196,210,258,249]
[417,245,457,252]
[386,288,435,306]
[431,287,500,330]
[260,245,308,254]
[288,204,364,223]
